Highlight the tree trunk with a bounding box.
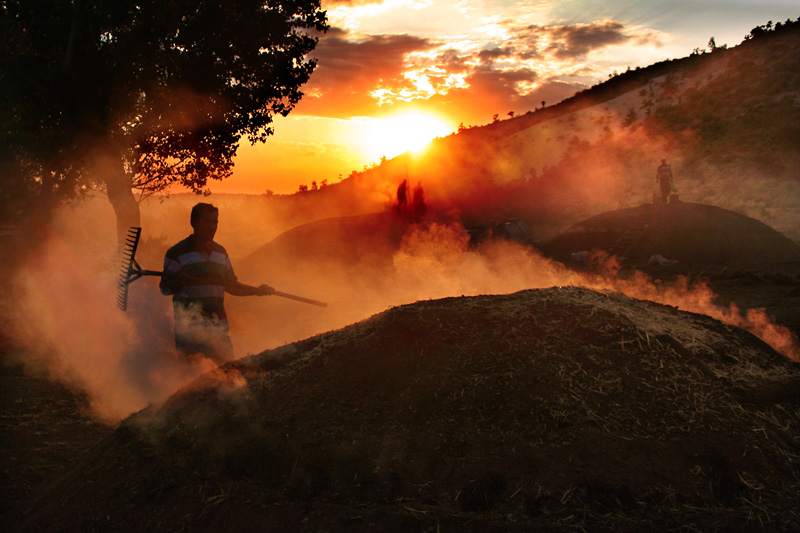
[97,151,140,246]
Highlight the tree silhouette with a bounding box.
[1,0,327,239]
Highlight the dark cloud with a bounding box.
[470,65,538,88]
[477,46,517,65]
[310,27,431,84]
[545,21,631,58]
[321,0,381,6]
[437,48,469,70]
[494,20,638,61]
[298,27,434,116]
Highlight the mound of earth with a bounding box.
[239,212,408,277]
[15,287,800,532]
[542,202,800,267]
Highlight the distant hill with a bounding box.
[306,19,800,244]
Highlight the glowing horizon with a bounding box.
[208,2,797,195]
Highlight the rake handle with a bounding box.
[132,271,328,308]
[271,290,328,308]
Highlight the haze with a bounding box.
[221,0,797,194]
[2,5,798,425]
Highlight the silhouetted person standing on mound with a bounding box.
[396,179,409,215]
[656,157,675,203]
[160,203,274,364]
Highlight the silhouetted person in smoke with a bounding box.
[396,179,409,215]
[160,203,274,364]
[411,181,426,220]
[656,157,675,203]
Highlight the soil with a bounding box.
[3,202,799,531]
[0,350,114,525]
[3,275,800,532]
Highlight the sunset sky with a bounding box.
[215,0,798,195]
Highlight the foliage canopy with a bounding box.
[1,0,328,224]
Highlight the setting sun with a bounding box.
[358,111,454,162]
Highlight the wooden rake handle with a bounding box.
[272,290,328,308]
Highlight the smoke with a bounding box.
[386,228,800,362]
[1,202,218,422]
[232,211,800,365]
[2,184,797,425]
[0,188,394,423]
[579,254,800,361]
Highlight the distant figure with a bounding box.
[160,203,275,364]
[396,179,409,215]
[411,181,426,220]
[656,157,675,203]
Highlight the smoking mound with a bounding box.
[24,287,800,531]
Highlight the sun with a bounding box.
[358,111,453,162]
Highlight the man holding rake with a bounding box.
[160,203,274,363]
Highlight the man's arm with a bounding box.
[224,280,275,297]
[160,254,182,295]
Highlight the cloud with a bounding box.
[543,21,632,58]
[323,0,386,6]
[299,27,435,116]
[297,19,658,123]
[495,19,653,63]
[477,46,518,64]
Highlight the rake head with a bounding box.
[117,227,162,311]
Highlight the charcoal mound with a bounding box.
[239,212,407,277]
[542,202,800,267]
[18,287,800,532]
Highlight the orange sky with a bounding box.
[207,0,797,195]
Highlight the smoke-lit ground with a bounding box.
[1,192,798,423]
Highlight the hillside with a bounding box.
[305,21,800,244]
[10,287,800,531]
[135,21,799,252]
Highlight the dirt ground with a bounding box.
[0,348,113,525]
[2,262,799,532]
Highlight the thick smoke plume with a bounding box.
[1,202,217,422]
[2,191,797,423]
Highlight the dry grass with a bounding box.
[13,287,800,532]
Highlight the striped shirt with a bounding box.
[160,235,237,325]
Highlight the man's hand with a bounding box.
[258,284,275,296]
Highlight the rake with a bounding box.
[117,227,328,311]
[117,227,163,311]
